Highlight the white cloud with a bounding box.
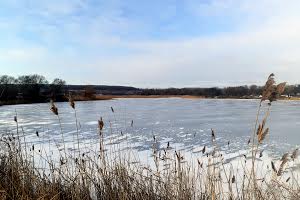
[0,47,46,62]
[1,0,300,87]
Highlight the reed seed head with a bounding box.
[232,175,235,183]
[258,128,269,144]
[202,146,206,154]
[278,154,289,176]
[211,128,215,141]
[69,93,75,109]
[50,100,58,115]
[261,73,286,103]
[271,161,277,174]
[98,117,104,131]
[281,153,289,161]
[291,148,299,161]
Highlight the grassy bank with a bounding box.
[0,74,300,200]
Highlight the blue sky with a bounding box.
[1,0,300,87]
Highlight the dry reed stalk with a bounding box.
[50,100,67,164]
[69,93,81,161]
[249,74,286,198]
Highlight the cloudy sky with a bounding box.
[0,0,300,87]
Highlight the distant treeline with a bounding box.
[0,74,141,104]
[0,75,67,104]
[1,74,300,105]
[141,84,300,97]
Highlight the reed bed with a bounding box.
[0,74,300,200]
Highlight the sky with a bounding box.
[1,0,300,88]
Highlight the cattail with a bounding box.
[167,141,170,149]
[50,100,58,115]
[247,138,251,145]
[36,131,39,137]
[131,120,134,127]
[111,106,114,113]
[14,116,17,123]
[98,117,104,131]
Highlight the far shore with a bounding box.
[94,94,208,100]
[92,94,300,101]
[1,95,299,106]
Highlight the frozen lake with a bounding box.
[0,98,300,161]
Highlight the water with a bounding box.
[0,98,299,160]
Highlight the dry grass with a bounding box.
[0,74,299,200]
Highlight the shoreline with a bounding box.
[93,95,299,101]
[1,95,299,106]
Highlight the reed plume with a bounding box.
[98,117,104,131]
[291,148,299,161]
[69,92,75,109]
[261,73,286,103]
[50,100,58,115]
[278,153,289,176]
